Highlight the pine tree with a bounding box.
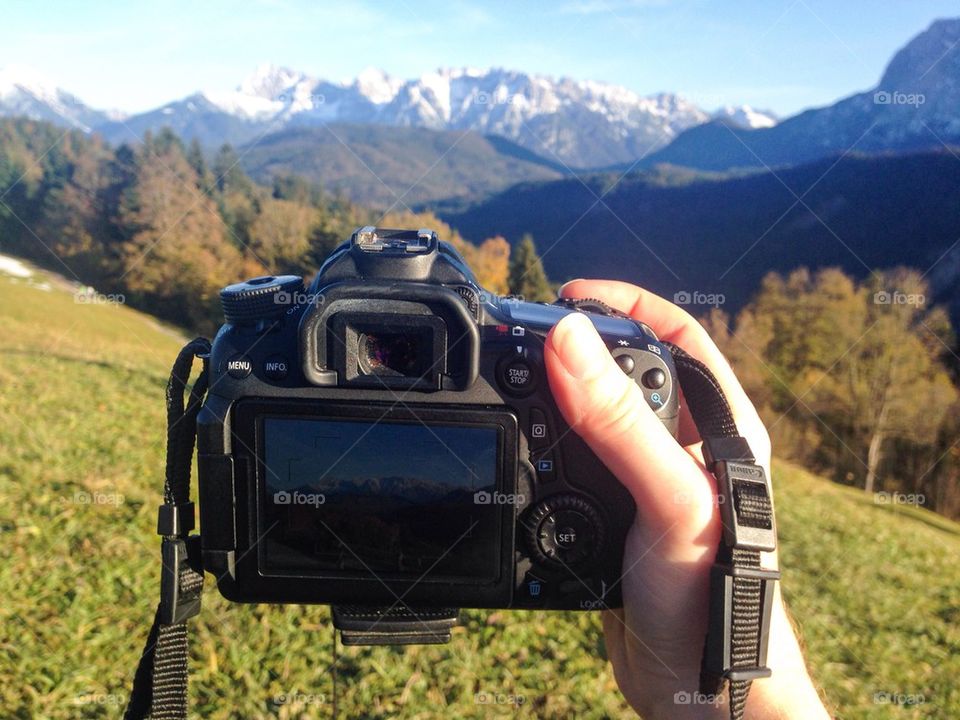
[212,143,251,194]
[508,234,552,302]
[186,139,209,189]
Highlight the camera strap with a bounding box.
[124,338,210,720]
[664,342,779,720]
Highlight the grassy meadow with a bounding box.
[0,257,958,719]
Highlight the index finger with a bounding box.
[559,279,770,462]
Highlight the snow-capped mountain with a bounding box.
[712,105,777,129]
[96,66,717,167]
[0,61,783,167]
[0,65,113,132]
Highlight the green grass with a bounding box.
[1,259,958,719]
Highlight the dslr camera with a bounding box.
[197,227,679,613]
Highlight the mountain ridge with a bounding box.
[641,17,960,172]
[440,148,960,320]
[0,63,776,168]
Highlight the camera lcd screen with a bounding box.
[259,417,502,582]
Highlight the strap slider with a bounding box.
[159,536,203,625]
[157,502,195,537]
[714,459,777,553]
[701,562,780,689]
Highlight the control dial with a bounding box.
[553,297,628,318]
[525,494,605,567]
[220,275,304,325]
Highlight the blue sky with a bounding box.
[1,0,955,116]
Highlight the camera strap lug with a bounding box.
[332,605,460,645]
[159,534,204,625]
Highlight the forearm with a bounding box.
[617,597,831,720]
[744,596,832,720]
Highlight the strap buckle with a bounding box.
[159,536,203,625]
[702,563,780,686]
[702,437,777,553]
[700,436,779,694]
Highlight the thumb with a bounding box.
[544,312,716,538]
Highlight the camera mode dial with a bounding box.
[220,275,304,325]
[526,494,605,567]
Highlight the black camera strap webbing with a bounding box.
[664,342,779,720]
[125,338,211,720]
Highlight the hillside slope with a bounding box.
[441,151,960,320]
[1,255,958,719]
[238,124,567,206]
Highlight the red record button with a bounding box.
[498,356,536,396]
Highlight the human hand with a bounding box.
[544,280,830,720]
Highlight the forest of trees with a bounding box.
[705,268,960,518]
[0,118,518,332]
[1,117,958,518]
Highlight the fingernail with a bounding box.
[552,312,606,380]
[557,279,585,297]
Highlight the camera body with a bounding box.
[197,227,679,611]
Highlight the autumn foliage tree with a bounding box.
[718,266,958,513]
[118,131,254,331]
[0,118,519,333]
